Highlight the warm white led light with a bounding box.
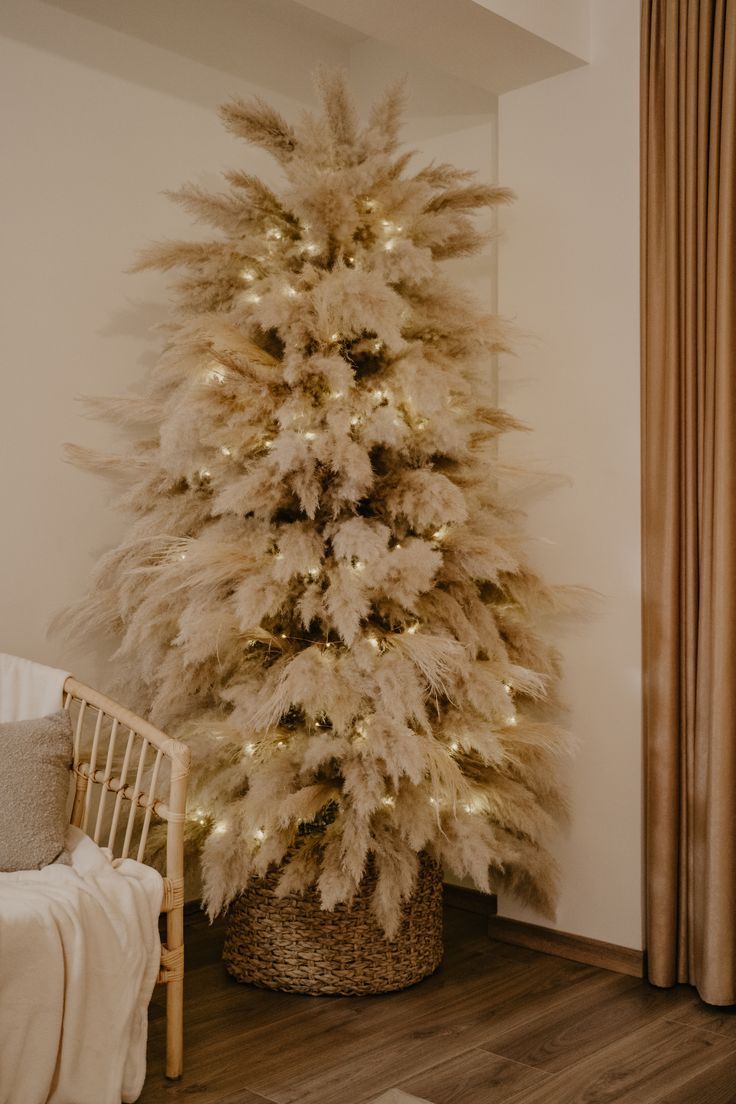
[381,219,403,238]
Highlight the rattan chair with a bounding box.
[63,677,190,1080]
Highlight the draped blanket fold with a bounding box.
[0,652,69,722]
[0,826,162,1104]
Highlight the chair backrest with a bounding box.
[63,677,189,888]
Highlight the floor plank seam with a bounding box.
[663,1015,736,1044]
[475,1048,554,1076]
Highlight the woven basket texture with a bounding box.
[223,851,444,995]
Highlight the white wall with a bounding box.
[497,0,642,949]
[0,0,349,682]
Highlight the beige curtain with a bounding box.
[641,0,736,1005]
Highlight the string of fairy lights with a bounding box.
[188,677,519,840]
[180,196,520,842]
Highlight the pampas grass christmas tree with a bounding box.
[64,70,571,938]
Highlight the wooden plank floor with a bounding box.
[139,906,736,1104]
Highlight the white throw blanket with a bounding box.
[0,652,69,722]
[0,826,162,1104]
[0,654,162,1103]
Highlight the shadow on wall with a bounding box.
[4,0,501,127]
[1,0,356,108]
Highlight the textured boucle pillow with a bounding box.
[0,710,73,872]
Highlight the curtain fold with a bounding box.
[641,0,736,1005]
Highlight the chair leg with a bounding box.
[165,901,184,1080]
[165,976,184,1079]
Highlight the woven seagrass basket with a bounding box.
[222,851,443,995]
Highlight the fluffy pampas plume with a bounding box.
[59,68,575,938]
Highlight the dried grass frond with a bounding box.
[219,96,297,161]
